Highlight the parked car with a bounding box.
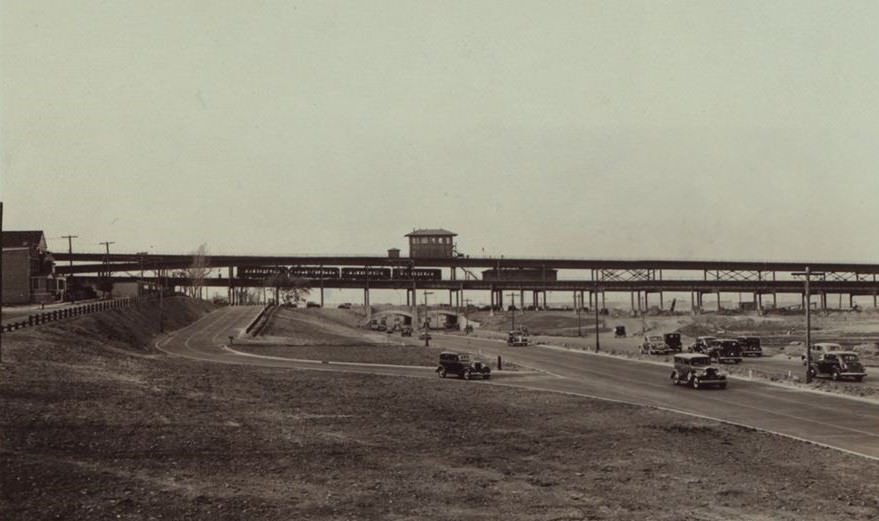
[640,335,671,355]
[614,325,627,338]
[663,333,683,352]
[337,302,352,309]
[705,339,743,364]
[737,336,762,357]
[306,301,321,308]
[688,336,717,353]
[807,351,866,382]
[671,353,727,389]
[436,352,491,380]
[802,342,844,362]
[400,326,412,337]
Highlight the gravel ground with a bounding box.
[2,300,879,520]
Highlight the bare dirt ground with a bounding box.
[2,301,879,520]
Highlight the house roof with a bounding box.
[405,228,457,237]
[2,230,46,250]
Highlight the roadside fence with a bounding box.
[1,293,172,333]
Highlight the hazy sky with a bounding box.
[2,1,877,262]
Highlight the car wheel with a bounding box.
[692,377,701,389]
[670,371,678,385]
[464,370,471,380]
[439,368,446,378]
[831,370,840,381]
[807,367,817,379]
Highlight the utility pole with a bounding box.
[422,291,433,346]
[99,241,114,299]
[1,201,4,364]
[61,234,78,302]
[136,251,147,296]
[507,292,517,331]
[576,293,583,337]
[463,298,472,334]
[594,282,601,353]
[793,267,824,383]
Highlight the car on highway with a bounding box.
[639,335,671,355]
[804,342,844,360]
[807,351,866,382]
[663,333,683,352]
[737,336,762,357]
[436,352,491,380]
[507,331,529,346]
[671,353,727,389]
[705,339,743,364]
[688,336,716,353]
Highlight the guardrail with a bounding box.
[1,294,168,333]
[244,304,275,336]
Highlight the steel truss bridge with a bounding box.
[54,253,879,310]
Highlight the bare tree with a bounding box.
[264,269,311,306]
[185,243,210,299]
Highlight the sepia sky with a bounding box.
[2,1,878,262]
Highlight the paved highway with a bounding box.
[158,306,879,460]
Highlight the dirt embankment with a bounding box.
[2,301,879,520]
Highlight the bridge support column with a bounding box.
[716,291,721,311]
[630,292,635,312]
[320,287,324,307]
[520,289,525,313]
[364,288,370,320]
[821,292,827,310]
[659,292,664,311]
[449,290,453,308]
[849,294,854,309]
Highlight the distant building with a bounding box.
[2,230,59,304]
[405,229,457,258]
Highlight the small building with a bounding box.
[2,230,59,304]
[405,228,457,258]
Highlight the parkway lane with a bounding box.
[157,306,879,461]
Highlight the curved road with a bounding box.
[158,306,879,460]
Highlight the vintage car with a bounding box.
[640,335,671,355]
[737,336,762,357]
[436,352,491,380]
[663,333,683,352]
[400,326,412,337]
[803,342,844,361]
[614,325,627,338]
[705,339,743,364]
[688,336,717,353]
[807,351,866,382]
[507,330,529,346]
[671,353,727,389]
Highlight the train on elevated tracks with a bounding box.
[237,266,442,281]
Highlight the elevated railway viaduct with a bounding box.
[54,253,879,312]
